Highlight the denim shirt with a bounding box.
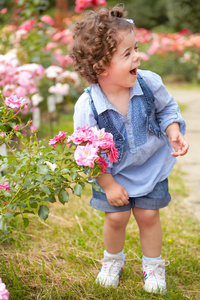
[73,70,186,197]
[85,72,161,163]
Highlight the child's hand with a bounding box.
[168,131,189,157]
[104,181,129,207]
[166,122,189,157]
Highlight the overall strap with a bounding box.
[84,87,125,162]
[137,73,161,137]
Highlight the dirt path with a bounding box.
[168,88,200,221]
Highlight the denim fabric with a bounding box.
[73,69,186,199]
[90,179,171,212]
[86,72,161,162]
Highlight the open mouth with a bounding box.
[130,68,137,75]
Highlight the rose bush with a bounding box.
[0,94,117,242]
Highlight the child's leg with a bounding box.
[103,210,131,253]
[133,207,168,294]
[96,210,131,288]
[132,207,162,257]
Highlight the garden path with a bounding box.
[168,88,200,221]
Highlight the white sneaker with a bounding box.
[142,257,170,294]
[96,251,126,288]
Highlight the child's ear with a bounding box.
[93,64,108,76]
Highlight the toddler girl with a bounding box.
[70,5,189,294]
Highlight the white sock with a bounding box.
[143,255,161,263]
[105,249,124,258]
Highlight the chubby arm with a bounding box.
[166,122,189,157]
[96,173,129,207]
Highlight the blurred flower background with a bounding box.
[0,0,199,137]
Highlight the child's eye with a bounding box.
[125,52,131,57]
[135,46,139,51]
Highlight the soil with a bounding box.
[168,88,200,222]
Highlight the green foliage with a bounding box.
[17,0,50,21]
[166,0,200,33]
[0,97,102,242]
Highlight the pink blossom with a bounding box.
[75,0,107,13]
[48,83,69,96]
[45,66,63,79]
[107,145,119,163]
[5,95,28,109]
[139,52,150,61]
[0,132,5,138]
[0,182,10,191]
[48,131,67,147]
[92,128,114,149]
[18,19,36,31]
[15,86,27,97]
[13,124,20,130]
[45,42,57,51]
[41,15,54,26]
[97,156,109,174]
[0,278,9,299]
[30,125,37,133]
[74,143,99,167]
[67,126,94,145]
[0,8,7,14]
[147,38,160,55]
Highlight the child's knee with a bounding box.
[133,208,160,227]
[105,211,131,229]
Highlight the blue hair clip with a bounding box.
[125,19,135,25]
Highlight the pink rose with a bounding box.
[0,278,9,300]
[18,19,36,31]
[15,86,27,97]
[107,145,119,163]
[30,125,37,133]
[13,124,20,130]
[67,126,94,145]
[0,8,7,14]
[0,132,5,138]
[92,128,114,149]
[41,15,54,26]
[0,182,10,191]
[74,143,99,167]
[5,95,28,109]
[48,131,67,147]
[97,156,109,174]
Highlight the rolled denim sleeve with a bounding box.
[144,71,186,135]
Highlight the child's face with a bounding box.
[101,30,140,90]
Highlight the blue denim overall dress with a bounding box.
[84,73,170,209]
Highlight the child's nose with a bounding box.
[133,52,140,62]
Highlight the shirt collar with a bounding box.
[90,79,144,114]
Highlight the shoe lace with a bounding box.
[146,261,170,280]
[101,258,124,276]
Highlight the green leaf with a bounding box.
[60,168,70,174]
[58,189,69,205]
[91,182,101,192]
[73,184,83,197]
[23,218,29,228]
[30,202,38,208]
[18,202,27,208]
[38,205,49,221]
[44,196,56,203]
[41,186,51,195]
[23,210,35,214]
[44,174,53,181]
[37,165,49,175]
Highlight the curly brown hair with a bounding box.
[70,6,134,84]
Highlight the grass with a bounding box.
[0,168,200,299]
[1,86,200,299]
